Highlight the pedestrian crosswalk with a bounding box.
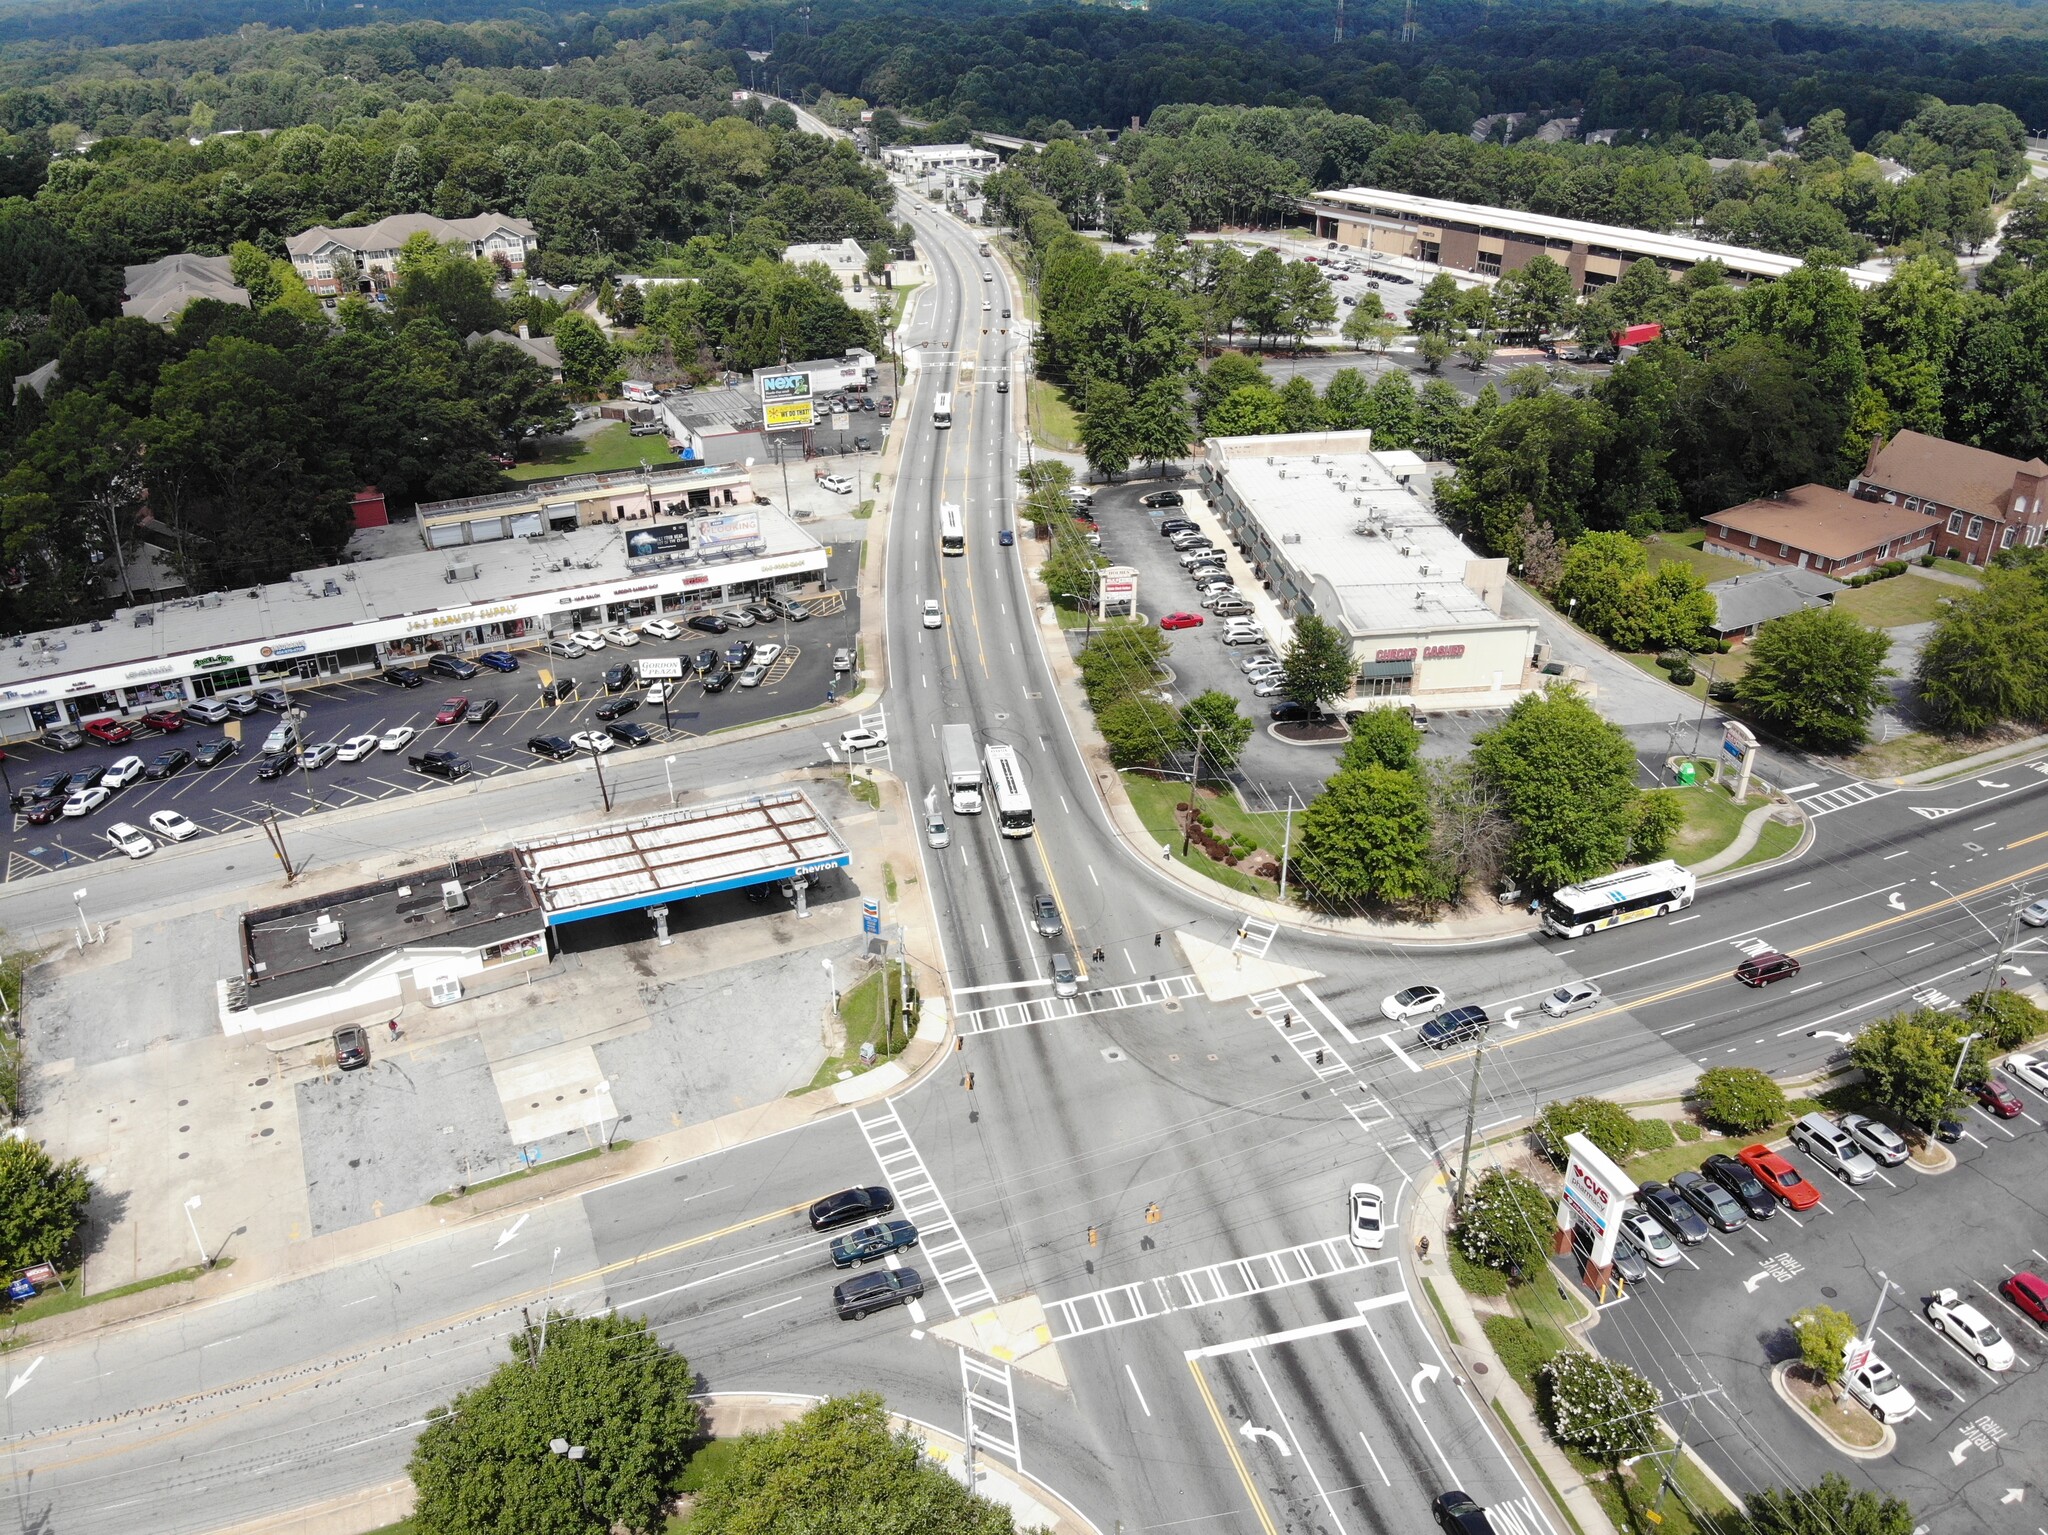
[853,1102,998,1316]
[1795,780,1897,817]
[1042,1235,1392,1341]
[959,1353,1024,1474]
[954,973,1201,1035]
[1249,989,1354,1082]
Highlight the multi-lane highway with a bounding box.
[3,160,2048,1535]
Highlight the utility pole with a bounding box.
[260,807,297,882]
[1180,725,1210,856]
[1970,903,2027,1018]
[1277,788,1302,902]
[587,740,614,813]
[1451,1026,1490,1216]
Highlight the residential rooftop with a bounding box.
[1707,485,1940,560]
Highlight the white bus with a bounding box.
[939,501,965,556]
[983,743,1033,837]
[933,392,953,428]
[1541,861,1697,938]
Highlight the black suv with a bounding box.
[144,748,192,781]
[1139,490,1184,508]
[724,638,755,669]
[409,749,471,781]
[1418,1005,1488,1049]
[381,666,424,689]
[528,735,577,760]
[832,1267,925,1320]
[13,770,72,810]
[428,654,480,681]
[606,722,654,747]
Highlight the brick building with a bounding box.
[1851,430,2048,567]
[1701,486,1939,578]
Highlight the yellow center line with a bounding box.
[2007,827,2048,851]
[1421,854,2048,1069]
[1186,1355,1282,1535]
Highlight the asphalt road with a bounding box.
[4,173,2048,1535]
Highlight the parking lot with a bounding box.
[0,587,861,880]
[1572,1077,2048,1527]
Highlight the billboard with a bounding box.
[1561,1132,1637,1269]
[625,524,691,557]
[756,368,814,434]
[694,511,763,553]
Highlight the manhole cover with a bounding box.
[1821,1286,1838,1298]
[1101,1048,1125,1062]
[1473,1361,1489,1374]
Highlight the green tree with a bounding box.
[1341,300,1399,353]
[1454,1166,1551,1279]
[1735,606,1894,750]
[1540,1351,1661,1463]
[1409,273,1463,335]
[1417,331,1453,373]
[1127,374,1193,471]
[0,1137,92,1272]
[1554,534,1650,641]
[1097,694,1182,768]
[1693,1066,1787,1134]
[1341,707,1421,772]
[1791,1305,1859,1399]
[1472,687,1642,890]
[1442,390,1610,556]
[1457,332,1496,372]
[552,311,615,396]
[1535,1096,1638,1167]
[1275,375,1323,433]
[1496,253,1575,336]
[1295,763,1439,906]
[1321,367,1372,429]
[1606,564,1715,654]
[1039,533,1105,607]
[1078,379,1136,480]
[1205,383,1284,437]
[1967,987,2048,1050]
[1742,1474,1914,1535]
[1914,567,2048,735]
[1848,1007,1990,1128]
[1076,625,1168,710]
[409,1313,698,1535]
[686,1394,1023,1535]
[1279,613,1356,711]
[1180,690,1254,772]
[1195,352,1269,424]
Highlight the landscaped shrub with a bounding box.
[1668,661,1695,685]
[1968,989,2048,1050]
[1536,1096,1638,1166]
[1630,1117,1675,1153]
[1673,1119,1702,1142]
[1455,1167,1553,1280]
[1693,1066,1786,1133]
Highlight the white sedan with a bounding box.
[1381,984,1447,1022]
[1348,1182,1386,1251]
[62,785,110,817]
[922,598,943,629]
[601,627,639,647]
[103,755,147,790]
[378,726,416,753]
[1926,1288,2016,1370]
[104,822,154,859]
[570,630,607,650]
[2005,1050,2048,1096]
[148,809,201,842]
[569,730,614,754]
[639,618,682,640]
[752,643,783,668]
[336,734,379,762]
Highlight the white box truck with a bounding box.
[942,723,983,814]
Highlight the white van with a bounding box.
[621,381,660,404]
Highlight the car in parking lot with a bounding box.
[1617,1207,1680,1267]
[571,630,607,650]
[254,751,296,781]
[1140,490,1183,508]
[1541,980,1603,1016]
[809,1185,896,1231]
[593,695,638,721]
[693,648,719,675]
[606,722,654,748]
[143,748,192,781]
[569,730,613,754]
[81,717,132,746]
[752,643,782,669]
[527,735,577,760]
[639,618,682,641]
[1270,702,1333,724]
[1160,611,1204,630]
[464,698,502,726]
[224,693,261,717]
[1571,1219,1650,1285]
[381,666,425,688]
[1382,985,1446,1022]
[1926,1287,2016,1369]
[190,737,236,768]
[1636,1181,1710,1244]
[832,1266,924,1320]
[102,755,146,789]
[687,613,729,635]
[1158,518,1198,536]
[103,821,154,859]
[1418,1004,1488,1049]
[818,473,854,494]
[720,608,756,628]
[542,637,585,658]
[408,749,471,780]
[1838,1113,1909,1166]
[11,770,70,810]
[702,665,734,693]
[183,698,232,725]
[333,1024,371,1070]
[1735,950,1800,986]
[138,710,185,735]
[19,795,62,824]
[298,742,339,771]
[336,734,379,762]
[1736,1144,1822,1209]
[1787,1111,1880,1183]
[1845,1357,1917,1423]
[1220,626,1268,647]
[1700,1152,1777,1220]
[148,809,201,842]
[829,1219,920,1267]
[1031,892,1063,937]
[433,697,469,725]
[540,677,578,704]
[62,784,110,817]
[724,639,755,669]
[477,650,521,671]
[2004,1049,2048,1095]
[378,725,416,752]
[601,627,638,647]
[1348,1183,1385,1250]
[772,598,811,621]
[428,654,479,680]
[1670,1170,1747,1231]
[1971,1076,2024,1117]
[737,662,767,688]
[2000,1270,2048,1325]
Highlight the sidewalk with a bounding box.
[1404,1166,1618,1535]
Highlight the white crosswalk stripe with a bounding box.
[954,973,1201,1035]
[1796,780,1898,816]
[853,1102,997,1316]
[1043,1235,1390,1341]
[1231,918,1280,959]
[1250,989,1353,1080]
[959,1353,1024,1474]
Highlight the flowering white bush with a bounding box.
[1541,1349,1660,1462]
[1454,1167,1551,1278]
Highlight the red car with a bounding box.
[138,710,184,734]
[433,697,470,725]
[2003,1271,2048,1324]
[81,717,132,746]
[1159,612,1205,630]
[1972,1077,2024,1118]
[1736,1144,1822,1211]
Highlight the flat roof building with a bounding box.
[414,461,755,548]
[1197,431,1539,708]
[884,143,998,177]
[1305,187,1888,292]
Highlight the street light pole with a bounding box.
[663,753,678,808]
[1949,1030,1985,1098]
[72,888,91,949]
[587,741,613,813]
[181,1194,209,1268]
[1866,1270,1895,1346]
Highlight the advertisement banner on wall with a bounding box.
[694,512,763,553]
[756,369,814,434]
[1561,1132,1637,1267]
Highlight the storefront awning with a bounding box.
[1361,659,1415,679]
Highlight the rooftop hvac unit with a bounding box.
[1399,544,1414,556]
[1277,468,1287,479]
[1281,532,1302,544]
[1267,456,1275,465]
[446,561,480,582]
[1419,564,1432,576]
[1352,496,1363,508]
[441,880,468,912]
[308,914,346,951]
[1311,454,1321,464]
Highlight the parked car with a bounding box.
[593,695,639,722]
[433,697,470,725]
[381,666,425,688]
[1418,1005,1488,1050]
[148,809,201,842]
[694,648,720,675]
[568,731,614,755]
[336,735,379,763]
[39,726,84,750]
[832,1267,925,1320]
[477,650,521,672]
[61,784,111,817]
[1787,1111,1880,1183]
[829,1219,920,1268]
[1541,980,1603,1017]
[254,751,296,781]
[606,722,654,748]
[809,1186,896,1231]
[1617,1208,1680,1267]
[1160,611,1204,630]
[137,710,185,735]
[1926,1287,2016,1370]
[298,743,339,771]
[408,749,471,781]
[737,663,767,688]
[1571,1219,1649,1284]
[1971,1077,2024,1117]
[570,630,607,650]
[640,618,683,641]
[102,755,146,790]
[1348,1182,1386,1250]
[1158,518,1198,536]
[1845,1357,1917,1423]
[189,737,236,768]
[2000,1271,2048,1325]
[818,473,854,494]
[701,665,734,693]
[752,643,783,669]
[1670,1170,1746,1232]
[542,637,586,658]
[687,613,730,635]
[81,717,132,746]
[378,725,416,752]
[1270,702,1333,725]
[720,609,757,628]
[540,677,578,704]
[183,699,232,725]
[601,627,639,647]
[1838,1113,1909,1167]
[1635,1181,1710,1245]
[223,693,261,717]
[143,748,192,781]
[464,698,502,726]
[333,1025,371,1070]
[1700,1153,1777,1220]
[103,822,154,859]
[1735,950,1800,986]
[427,654,479,680]
[1736,1144,1822,1210]
[1140,490,1184,508]
[527,735,577,760]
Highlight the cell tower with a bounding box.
[1401,0,1418,43]
[1334,0,1345,42]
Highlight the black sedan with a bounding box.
[1635,1181,1710,1245]
[686,613,730,635]
[254,751,297,781]
[381,667,425,688]
[606,722,654,747]
[191,738,239,769]
[527,735,577,761]
[143,748,193,781]
[829,1219,920,1268]
[808,1185,895,1231]
[702,665,735,693]
[593,696,639,722]
[1701,1153,1778,1221]
[603,664,636,694]
[693,648,719,674]
[1670,1170,1747,1232]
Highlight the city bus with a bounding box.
[1541,861,1697,938]
[933,392,953,428]
[939,501,965,556]
[983,743,1033,837]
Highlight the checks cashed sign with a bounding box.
[1561,1132,1637,1268]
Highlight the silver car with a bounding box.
[925,814,950,849]
[1542,981,1603,1017]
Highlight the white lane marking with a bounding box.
[1667,915,1699,924]
[1356,1429,1392,1487]
[1783,882,1811,892]
[1186,1294,1409,1359]
[7,1357,44,1398]
[1885,850,1911,860]
[1783,782,1819,794]
[1907,942,1935,955]
[1125,1364,1152,1417]
[740,1294,804,1320]
[1298,983,1361,1045]
[1377,1030,1424,1073]
[1660,1023,1696,1035]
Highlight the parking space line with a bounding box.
[1876,1325,1966,1401]
[1909,1313,2008,1383]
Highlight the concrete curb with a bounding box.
[1767,1361,1895,1460]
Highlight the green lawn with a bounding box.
[1651,768,1790,869]
[1833,573,1953,628]
[1121,773,1285,899]
[1850,723,2026,780]
[1643,528,1749,585]
[1927,555,1984,582]
[1725,815,1802,872]
[505,422,675,481]
[802,964,912,1091]
[1028,378,1081,452]
[1619,646,1749,701]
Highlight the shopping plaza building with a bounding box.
[0,464,826,741]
